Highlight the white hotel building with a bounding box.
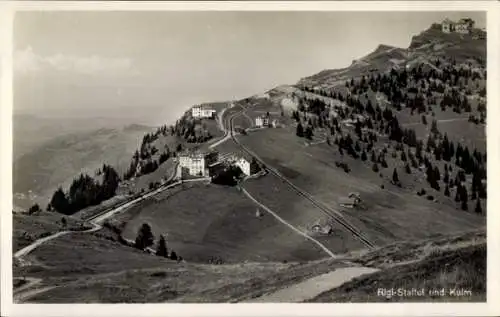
[178,151,219,177]
[192,105,217,119]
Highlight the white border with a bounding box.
[1,2,499,317]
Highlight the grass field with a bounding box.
[120,182,328,263]
[13,211,89,252]
[237,127,485,246]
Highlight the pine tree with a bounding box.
[50,187,70,215]
[405,163,411,174]
[444,184,450,197]
[305,126,314,140]
[475,198,483,214]
[455,186,461,202]
[392,168,399,184]
[372,163,379,173]
[296,122,304,137]
[401,150,407,162]
[156,234,168,257]
[361,150,367,161]
[426,165,434,184]
[461,186,468,203]
[135,223,154,250]
[461,200,468,211]
[431,119,439,134]
[434,165,441,181]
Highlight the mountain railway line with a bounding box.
[227,108,376,250]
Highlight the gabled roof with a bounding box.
[442,18,454,25]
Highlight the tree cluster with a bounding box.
[50,164,120,215]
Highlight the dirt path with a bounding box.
[14,231,72,259]
[240,187,336,259]
[243,267,379,303]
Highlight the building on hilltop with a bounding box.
[441,18,454,33]
[456,18,475,34]
[441,18,475,34]
[192,105,216,119]
[255,115,270,128]
[178,150,219,177]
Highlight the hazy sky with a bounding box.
[14,11,485,126]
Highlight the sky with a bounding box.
[13,11,486,126]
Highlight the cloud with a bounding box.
[14,46,134,75]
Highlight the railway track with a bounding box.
[227,110,376,250]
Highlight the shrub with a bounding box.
[28,204,41,215]
[170,251,178,261]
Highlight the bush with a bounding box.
[170,251,178,261]
[28,204,41,215]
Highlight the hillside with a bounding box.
[13,124,154,209]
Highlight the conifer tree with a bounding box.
[392,168,399,184]
[405,163,411,174]
[444,184,450,197]
[156,234,168,257]
[135,223,154,250]
[296,122,304,137]
[475,198,482,214]
[361,150,367,161]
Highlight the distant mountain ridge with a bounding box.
[298,24,485,88]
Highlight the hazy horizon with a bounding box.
[14,11,485,126]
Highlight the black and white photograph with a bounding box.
[1,1,498,315]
